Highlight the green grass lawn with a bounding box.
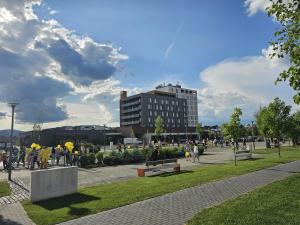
[188,174,300,225]
[23,147,300,225]
[0,181,10,197]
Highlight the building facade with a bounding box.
[155,83,198,127]
[120,90,188,133]
[20,125,123,147]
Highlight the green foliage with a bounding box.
[198,146,205,155]
[286,110,300,145]
[267,0,300,104]
[196,122,204,140]
[95,152,104,165]
[221,108,243,141]
[154,116,164,138]
[80,153,96,168]
[0,181,10,197]
[256,98,291,139]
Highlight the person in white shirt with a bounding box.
[193,144,200,163]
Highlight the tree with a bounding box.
[267,0,300,104]
[286,110,300,146]
[255,106,271,141]
[255,98,292,157]
[154,116,164,141]
[196,122,204,140]
[221,108,243,165]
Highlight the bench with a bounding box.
[234,150,252,160]
[137,158,180,177]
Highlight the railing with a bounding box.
[122,113,140,119]
[122,106,141,113]
[121,120,140,126]
[122,100,141,107]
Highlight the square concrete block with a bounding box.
[30,166,78,202]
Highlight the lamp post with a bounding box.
[8,103,18,181]
[251,121,255,151]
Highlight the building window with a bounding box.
[161,99,164,104]
[154,111,157,116]
[149,111,152,116]
[160,105,162,110]
[149,98,152,103]
[154,98,157,103]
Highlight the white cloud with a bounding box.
[0,0,128,127]
[244,0,294,16]
[198,47,298,124]
[49,10,58,15]
[244,0,272,16]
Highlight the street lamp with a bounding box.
[251,121,255,151]
[8,102,19,181]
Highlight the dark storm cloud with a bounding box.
[36,39,116,85]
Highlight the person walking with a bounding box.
[55,146,61,166]
[51,147,56,166]
[151,145,160,161]
[193,144,200,163]
[1,152,8,170]
[17,146,26,167]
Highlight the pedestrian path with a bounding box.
[0,176,33,225]
[0,177,30,205]
[59,160,300,225]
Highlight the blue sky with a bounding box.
[0,0,297,130]
[36,0,278,90]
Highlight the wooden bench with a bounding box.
[234,150,252,160]
[137,158,180,177]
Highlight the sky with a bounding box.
[0,0,298,131]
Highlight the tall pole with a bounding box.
[8,103,18,181]
[251,121,255,151]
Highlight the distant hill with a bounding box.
[0,129,23,137]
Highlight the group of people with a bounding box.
[0,144,81,171]
[184,140,202,163]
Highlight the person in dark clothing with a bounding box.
[151,146,160,161]
[17,146,26,167]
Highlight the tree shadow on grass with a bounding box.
[0,215,23,225]
[35,192,100,210]
[149,170,193,178]
[68,206,92,217]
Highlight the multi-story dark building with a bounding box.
[120,90,188,134]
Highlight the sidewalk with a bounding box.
[58,160,300,225]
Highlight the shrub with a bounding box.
[110,151,122,165]
[87,153,96,165]
[131,149,144,163]
[122,150,134,164]
[96,152,104,165]
[198,146,205,155]
[80,154,88,168]
[80,153,95,168]
[103,156,113,166]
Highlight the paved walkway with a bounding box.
[0,178,34,225]
[59,160,300,225]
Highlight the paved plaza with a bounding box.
[1,147,236,189]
